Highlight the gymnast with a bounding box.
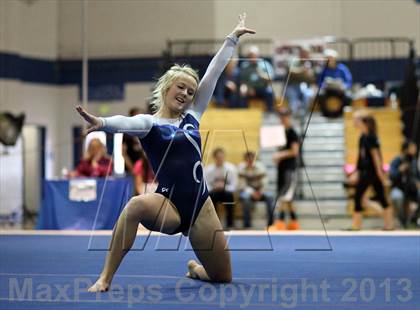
[76,14,255,291]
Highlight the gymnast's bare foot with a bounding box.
[88,277,110,292]
[185,259,199,279]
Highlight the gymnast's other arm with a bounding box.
[76,105,153,138]
[191,14,255,119]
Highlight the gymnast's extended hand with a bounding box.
[231,13,256,38]
[75,105,103,134]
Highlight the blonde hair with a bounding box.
[150,64,199,112]
[84,138,107,161]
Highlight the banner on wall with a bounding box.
[78,83,125,102]
[273,37,328,78]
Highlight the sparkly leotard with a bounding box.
[100,35,238,234]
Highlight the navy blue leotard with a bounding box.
[99,35,238,234]
[139,112,208,233]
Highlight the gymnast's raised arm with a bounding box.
[76,105,153,138]
[191,13,255,118]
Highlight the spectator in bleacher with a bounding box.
[214,58,243,108]
[133,150,157,195]
[205,148,238,229]
[320,49,352,92]
[284,46,315,117]
[239,45,275,111]
[72,138,112,177]
[271,108,300,230]
[351,115,394,230]
[389,141,420,227]
[318,49,352,117]
[238,151,275,228]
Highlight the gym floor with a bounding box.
[1,230,418,309]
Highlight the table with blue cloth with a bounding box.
[37,177,133,230]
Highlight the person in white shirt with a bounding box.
[205,148,238,228]
[238,151,274,228]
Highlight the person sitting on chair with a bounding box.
[72,138,112,177]
[213,58,243,108]
[390,141,420,228]
[318,49,352,117]
[205,148,238,229]
[239,45,275,111]
[238,151,274,228]
[284,45,315,117]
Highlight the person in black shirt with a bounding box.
[271,108,300,230]
[122,107,148,196]
[122,107,143,177]
[351,115,394,230]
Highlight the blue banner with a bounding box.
[37,178,133,230]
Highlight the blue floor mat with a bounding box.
[0,234,419,309]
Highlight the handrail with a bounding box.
[351,37,414,59]
[167,39,226,57]
[237,38,273,56]
[166,37,415,60]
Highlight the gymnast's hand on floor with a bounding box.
[231,13,256,38]
[76,105,103,134]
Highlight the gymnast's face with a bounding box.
[165,75,197,113]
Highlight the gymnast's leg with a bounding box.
[187,197,232,283]
[88,193,181,292]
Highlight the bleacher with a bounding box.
[169,36,416,229]
[200,107,263,165]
